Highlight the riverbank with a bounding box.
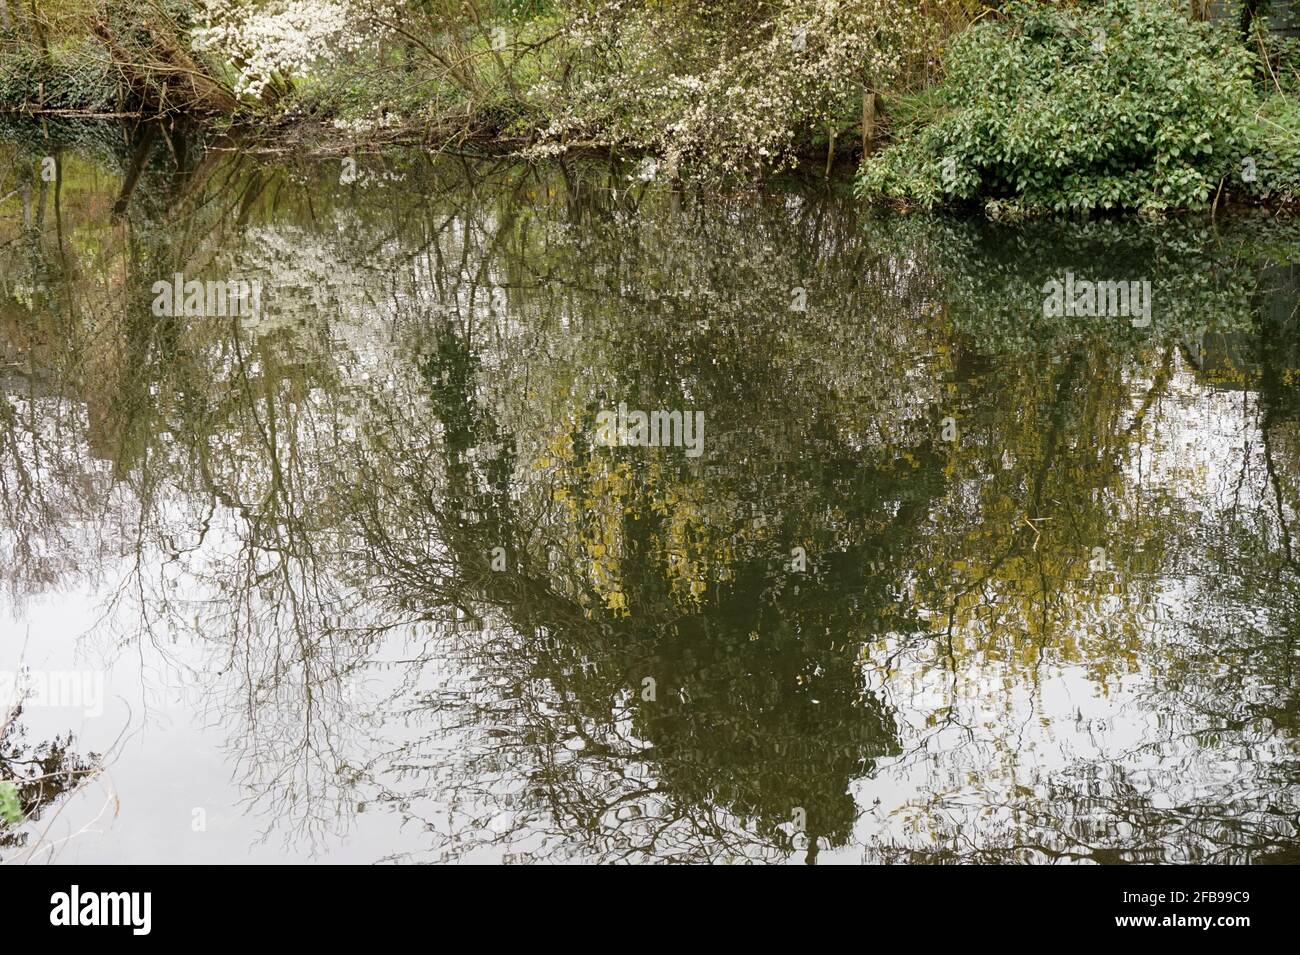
[3,0,910,171]
[2,2,1298,212]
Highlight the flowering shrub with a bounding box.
[523,0,951,179]
[177,0,963,174]
[856,0,1262,215]
[191,0,395,101]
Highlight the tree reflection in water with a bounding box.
[0,124,1297,862]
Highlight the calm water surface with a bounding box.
[1,124,1298,863]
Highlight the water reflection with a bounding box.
[0,122,1298,863]
[0,707,101,859]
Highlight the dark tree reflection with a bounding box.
[0,129,1297,862]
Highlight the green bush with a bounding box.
[0,781,20,826]
[857,1,1263,215]
[1242,93,1300,202]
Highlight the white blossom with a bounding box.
[192,0,396,100]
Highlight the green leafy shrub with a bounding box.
[857,1,1262,215]
[1242,93,1300,202]
[1254,28,1300,96]
[0,781,20,826]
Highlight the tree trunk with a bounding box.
[26,0,47,55]
[862,90,877,158]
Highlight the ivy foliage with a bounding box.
[0,41,118,113]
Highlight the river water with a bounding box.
[1,123,1298,863]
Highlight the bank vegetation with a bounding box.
[1,1,1297,212]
